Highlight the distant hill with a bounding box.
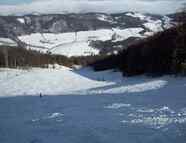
[0,12,176,56]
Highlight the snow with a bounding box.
[31,112,64,123]
[0,38,17,47]
[104,103,131,109]
[97,14,114,23]
[126,12,147,21]
[124,13,174,35]
[0,67,109,96]
[18,29,113,46]
[137,108,155,113]
[16,14,167,57]
[88,79,167,94]
[18,28,144,57]
[0,67,186,142]
[143,20,163,33]
[5,17,167,57]
[0,66,186,98]
[51,41,99,57]
[130,116,173,128]
[162,16,173,29]
[120,105,186,129]
[47,113,64,119]
[18,30,113,56]
[0,13,174,57]
[180,108,186,116]
[17,18,25,24]
[125,12,168,34]
[112,28,144,42]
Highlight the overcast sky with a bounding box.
[0,0,185,15]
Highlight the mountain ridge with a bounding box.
[0,12,177,56]
[0,12,176,37]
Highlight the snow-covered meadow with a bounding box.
[17,28,144,57]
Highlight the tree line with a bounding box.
[0,46,107,68]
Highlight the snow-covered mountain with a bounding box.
[0,12,176,57]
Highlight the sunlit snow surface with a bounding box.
[0,38,17,46]
[17,18,25,24]
[17,28,144,57]
[0,66,171,96]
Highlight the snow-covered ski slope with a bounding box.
[0,66,186,97]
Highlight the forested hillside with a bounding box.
[92,23,186,76]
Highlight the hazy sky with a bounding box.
[0,0,185,15]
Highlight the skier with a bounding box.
[40,93,43,98]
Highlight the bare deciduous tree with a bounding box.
[2,48,9,68]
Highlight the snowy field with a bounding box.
[0,28,145,57]
[0,38,17,47]
[0,66,186,143]
[17,28,144,57]
[1,66,186,97]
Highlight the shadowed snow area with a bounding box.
[0,66,186,143]
[0,65,183,97]
[0,93,186,143]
